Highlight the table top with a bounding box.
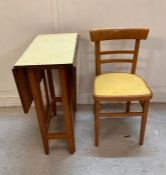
[14,33,78,67]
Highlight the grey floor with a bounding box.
[0,103,166,175]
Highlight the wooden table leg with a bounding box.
[72,66,77,112]
[46,70,57,116]
[59,68,75,154]
[66,66,76,121]
[27,69,49,154]
[66,66,77,112]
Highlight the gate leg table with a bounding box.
[12,33,78,154]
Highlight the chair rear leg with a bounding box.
[94,100,100,146]
[140,100,150,145]
[126,101,131,112]
[93,103,95,114]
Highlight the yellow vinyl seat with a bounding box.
[94,73,151,97]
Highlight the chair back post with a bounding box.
[95,41,101,75]
[131,39,140,74]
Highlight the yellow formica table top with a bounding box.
[15,33,78,67]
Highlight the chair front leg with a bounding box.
[94,100,100,146]
[140,100,150,145]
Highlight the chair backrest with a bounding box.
[90,28,149,75]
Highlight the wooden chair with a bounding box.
[90,28,152,146]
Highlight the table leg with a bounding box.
[27,69,49,154]
[46,70,57,116]
[59,68,75,154]
[72,66,77,112]
[66,66,76,123]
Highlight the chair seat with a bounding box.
[94,73,151,98]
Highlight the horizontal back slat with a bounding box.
[100,59,133,64]
[90,28,149,41]
[100,50,134,55]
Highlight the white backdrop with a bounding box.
[0,0,165,106]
